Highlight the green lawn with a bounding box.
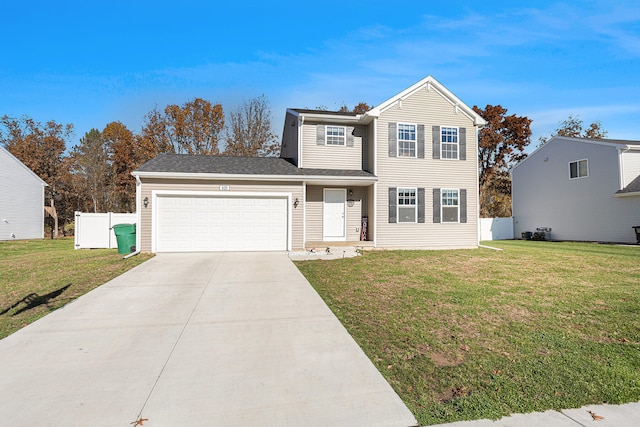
[295,240,640,425]
[0,238,153,339]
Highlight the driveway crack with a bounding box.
[133,257,221,421]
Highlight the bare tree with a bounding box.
[224,95,279,156]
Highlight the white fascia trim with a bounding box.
[151,190,293,253]
[133,171,376,183]
[291,110,362,124]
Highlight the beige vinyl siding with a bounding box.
[139,178,304,252]
[305,186,323,242]
[280,111,299,166]
[362,121,376,174]
[305,185,369,244]
[302,122,366,170]
[375,87,479,248]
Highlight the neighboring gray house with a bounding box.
[132,76,486,253]
[0,146,48,240]
[512,136,640,243]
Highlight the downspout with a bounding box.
[475,124,481,247]
[302,181,307,249]
[298,116,304,168]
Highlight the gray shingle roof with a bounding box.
[617,174,640,194]
[134,154,375,178]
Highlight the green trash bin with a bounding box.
[113,223,136,254]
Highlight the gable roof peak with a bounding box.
[0,146,48,186]
[366,75,486,126]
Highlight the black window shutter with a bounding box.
[460,189,467,223]
[388,122,397,157]
[459,127,466,160]
[418,188,425,223]
[389,187,397,223]
[432,126,440,159]
[346,126,355,147]
[418,124,425,159]
[316,125,325,145]
[433,188,441,223]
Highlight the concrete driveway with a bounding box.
[0,252,417,427]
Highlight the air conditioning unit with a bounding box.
[533,227,552,240]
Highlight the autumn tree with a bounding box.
[538,114,607,145]
[0,115,74,234]
[224,95,279,157]
[473,105,532,217]
[71,129,113,213]
[103,122,148,212]
[141,98,224,155]
[338,102,372,114]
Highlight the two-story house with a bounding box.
[512,136,640,243]
[132,76,486,253]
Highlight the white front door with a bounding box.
[323,189,346,241]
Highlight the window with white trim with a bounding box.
[398,187,417,222]
[441,189,459,222]
[398,123,416,157]
[326,126,346,146]
[441,127,458,159]
[569,159,588,179]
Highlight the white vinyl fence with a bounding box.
[74,212,136,249]
[480,217,514,241]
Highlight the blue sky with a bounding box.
[1,1,639,151]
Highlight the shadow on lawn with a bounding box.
[0,284,71,316]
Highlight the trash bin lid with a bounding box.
[113,223,136,234]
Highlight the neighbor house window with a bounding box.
[569,159,588,179]
[441,189,459,222]
[398,123,416,157]
[398,188,417,222]
[326,126,346,145]
[441,127,458,159]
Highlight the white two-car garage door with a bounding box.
[155,195,288,252]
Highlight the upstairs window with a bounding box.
[441,127,458,159]
[397,187,417,222]
[441,189,459,222]
[569,159,588,179]
[398,123,417,157]
[326,126,346,146]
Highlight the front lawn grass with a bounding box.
[0,238,153,339]
[295,240,640,425]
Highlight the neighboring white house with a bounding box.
[512,136,640,243]
[0,146,48,241]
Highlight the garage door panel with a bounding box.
[156,195,287,252]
